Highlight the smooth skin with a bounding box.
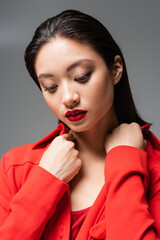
[39,131,81,183]
[39,123,146,182]
[36,37,146,210]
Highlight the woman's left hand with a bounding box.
[104,122,147,154]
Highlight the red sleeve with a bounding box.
[0,154,69,240]
[149,166,160,237]
[105,146,160,240]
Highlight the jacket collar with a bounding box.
[32,123,69,149]
[32,123,159,150]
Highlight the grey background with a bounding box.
[0,0,160,158]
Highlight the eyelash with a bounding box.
[74,72,91,82]
[44,84,58,92]
[44,72,91,93]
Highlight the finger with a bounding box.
[143,139,147,150]
[62,131,75,141]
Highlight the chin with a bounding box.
[68,121,99,133]
[67,125,88,133]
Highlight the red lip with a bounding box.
[65,109,87,117]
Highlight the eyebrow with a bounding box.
[38,59,94,80]
[66,59,94,72]
[38,73,54,80]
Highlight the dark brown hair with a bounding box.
[24,9,149,126]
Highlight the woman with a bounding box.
[0,9,160,240]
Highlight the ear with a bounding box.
[112,55,123,85]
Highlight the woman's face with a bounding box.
[35,37,121,132]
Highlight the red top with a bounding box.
[71,207,91,239]
[0,123,160,239]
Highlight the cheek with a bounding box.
[89,78,114,107]
[43,94,59,116]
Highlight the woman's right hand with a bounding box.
[39,131,82,183]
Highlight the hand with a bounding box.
[39,131,82,183]
[105,122,147,154]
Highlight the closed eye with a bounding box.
[74,72,91,82]
[44,84,58,92]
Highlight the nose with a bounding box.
[61,83,80,109]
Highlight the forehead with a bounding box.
[36,37,99,62]
[34,37,105,76]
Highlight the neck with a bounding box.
[70,107,119,157]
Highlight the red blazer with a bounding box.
[0,123,160,240]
